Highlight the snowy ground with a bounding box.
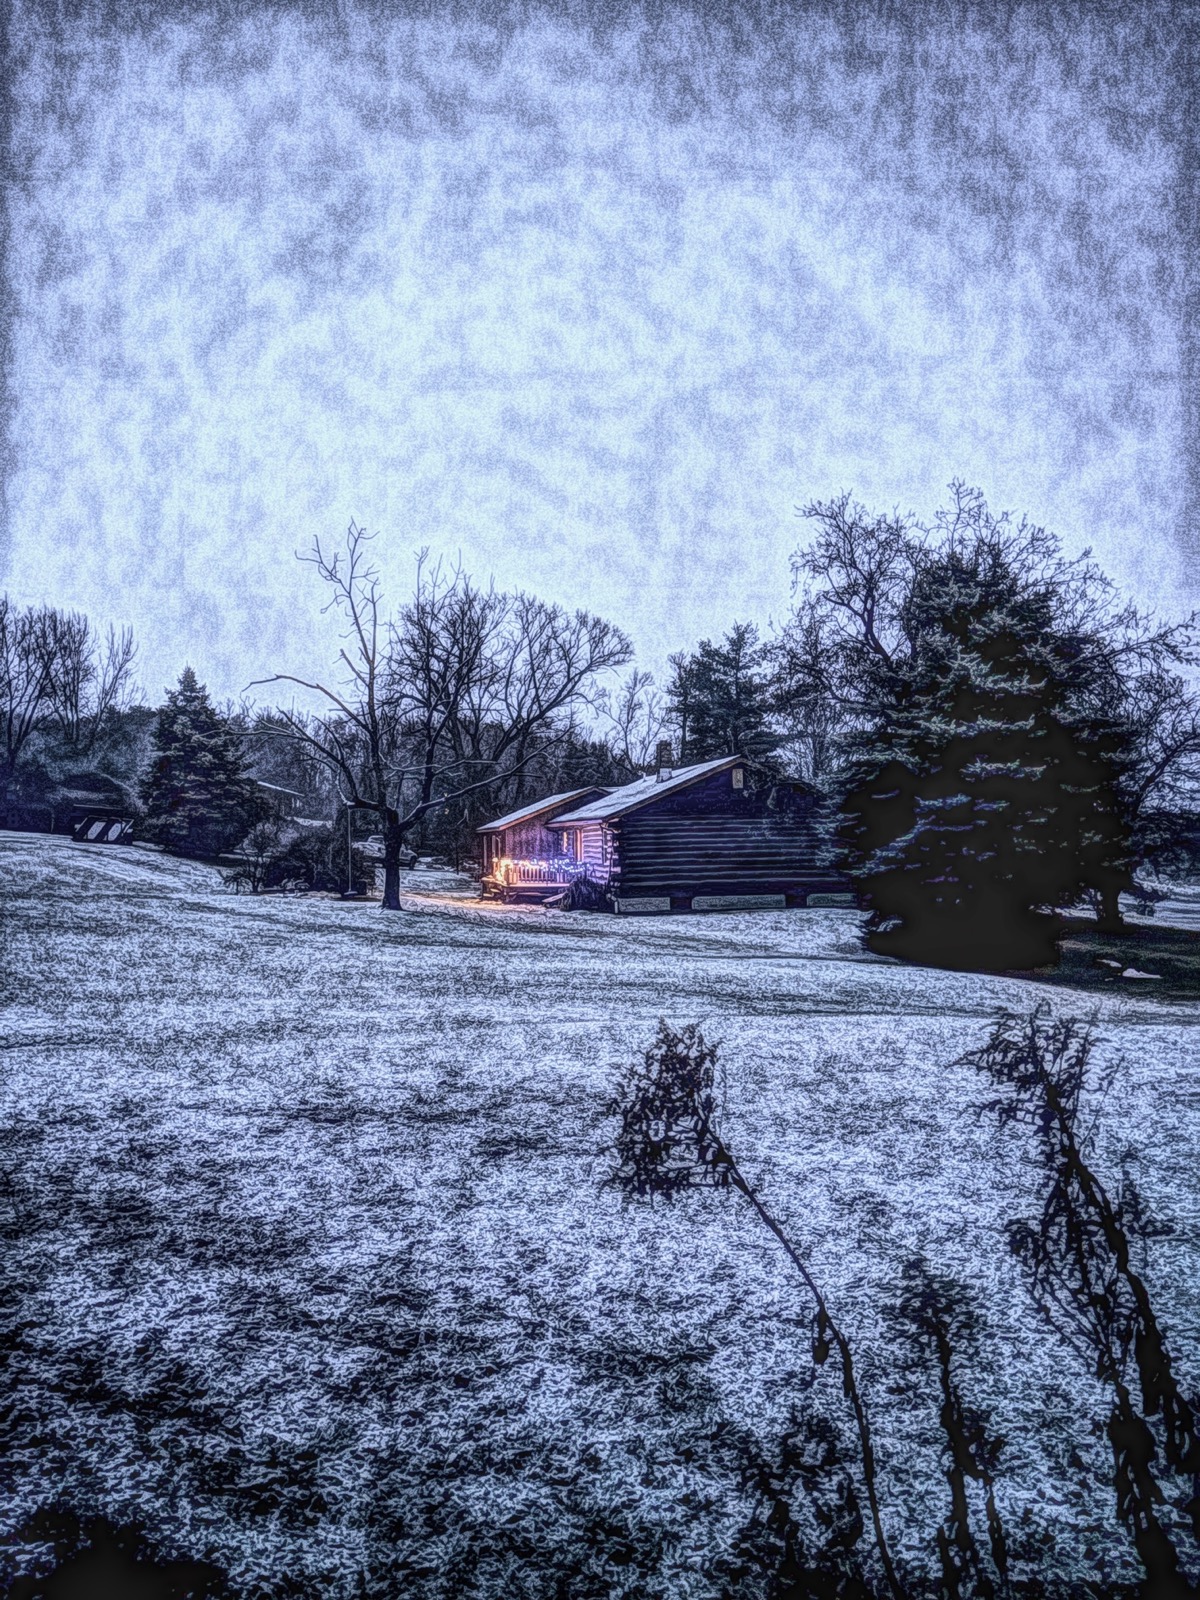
[2,832,1199,1597]
[1126,879,1200,932]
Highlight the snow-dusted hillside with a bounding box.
[2,832,1198,1596]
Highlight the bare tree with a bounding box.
[0,599,57,800]
[42,613,137,753]
[435,588,637,805]
[595,669,667,773]
[0,599,138,812]
[255,522,632,909]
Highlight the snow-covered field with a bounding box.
[2,831,1199,1597]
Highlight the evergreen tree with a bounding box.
[665,651,700,761]
[840,541,1132,970]
[140,668,269,858]
[668,623,780,764]
[790,483,1200,923]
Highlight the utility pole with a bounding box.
[341,801,370,900]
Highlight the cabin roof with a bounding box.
[51,771,135,805]
[477,787,608,834]
[548,756,747,824]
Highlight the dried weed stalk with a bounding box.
[605,1020,904,1600]
[965,1009,1200,1599]
[894,1262,1009,1600]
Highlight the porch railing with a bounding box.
[493,857,597,886]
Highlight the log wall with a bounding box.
[608,767,850,902]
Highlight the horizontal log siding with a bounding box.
[576,823,609,871]
[611,814,843,897]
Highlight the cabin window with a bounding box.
[732,767,744,789]
[574,829,583,860]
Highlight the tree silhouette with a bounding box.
[840,539,1131,969]
[140,668,268,858]
[667,623,779,764]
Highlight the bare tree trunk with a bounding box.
[1098,884,1124,933]
[382,809,404,912]
[387,806,419,908]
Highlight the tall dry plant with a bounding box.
[604,1020,904,1600]
[965,1010,1200,1599]
[893,1262,1009,1600]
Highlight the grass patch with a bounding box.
[1012,918,1200,1000]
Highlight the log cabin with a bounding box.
[479,755,856,912]
[548,754,853,912]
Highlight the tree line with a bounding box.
[0,530,645,892]
[663,485,1200,969]
[5,484,1200,966]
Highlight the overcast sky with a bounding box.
[1,1,1193,704]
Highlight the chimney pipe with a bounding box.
[655,739,673,780]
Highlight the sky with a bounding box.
[2,0,1196,705]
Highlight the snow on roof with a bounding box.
[254,780,305,798]
[548,756,743,824]
[477,787,607,834]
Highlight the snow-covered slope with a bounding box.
[2,832,1198,1596]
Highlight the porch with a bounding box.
[480,856,605,904]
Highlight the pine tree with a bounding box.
[668,623,780,764]
[140,668,268,858]
[841,544,1132,970]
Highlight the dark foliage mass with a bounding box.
[783,485,1192,969]
[547,870,611,911]
[838,540,1132,970]
[220,817,372,895]
[4,1507,234,1599]
[966,1011,1200,1598]
[139,668,269,859]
